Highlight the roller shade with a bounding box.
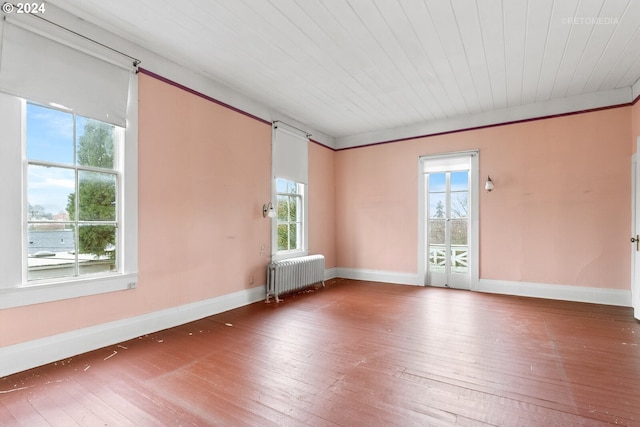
[0,20,131,127]
[421,152,473,173]
[273,125,308,184]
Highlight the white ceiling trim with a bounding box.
[336,87,633,150]
[633,78,640,101]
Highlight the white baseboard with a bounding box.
[333,268,631,307]
[335,268,419,286]
[478,278,631,307]
[0,285,266,378]
[324,267,338,281]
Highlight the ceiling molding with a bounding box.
[336,87,633,150]
[633,78,640,101]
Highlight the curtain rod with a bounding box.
[272,120,312,138]
[2,6,141,68]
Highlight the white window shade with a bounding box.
[421,152,473,173]
[273,125,309,184]
[0,20,132,127]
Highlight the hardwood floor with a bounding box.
[1,278,639,426]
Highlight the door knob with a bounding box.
[632,235,640,251]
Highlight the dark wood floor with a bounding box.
[2,279,640,426]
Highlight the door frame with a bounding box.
[631,138,640,320]
[417,150,479,291]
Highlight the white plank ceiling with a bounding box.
[49,0,640,147]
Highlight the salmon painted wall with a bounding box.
[0,74,274,346]
[308,142,337,268]
[336,107,632,290]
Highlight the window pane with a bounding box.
[429,173,446,192]
[450,192,468,219]
[276,178,287,193]
[76,117,115,169]
[429,246,445,272]
[289,196,299,222]
[429,219,445,244]
[27,224,77,281]
[450,171,469,191]
[78,171,116,221]
[277,195,288,221]
[27,224,75,256]
[28,164,75,220]
[450,219,468,245]
[451,247,468,274]
[77,224,116,262]
[277,224,289,251]
[26,103,74,164]
[429,193,446,218]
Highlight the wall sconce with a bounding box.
[485,176,494,192]
[263,202,276,218]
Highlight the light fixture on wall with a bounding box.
[263,202,276,218]
[485,176,494,192]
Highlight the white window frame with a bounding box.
[26,102,122,282]
[274,178,307,258]
[0,79,138,309]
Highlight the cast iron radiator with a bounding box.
[266,254,325,302]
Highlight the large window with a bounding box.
[276,178,305,253]
[26,103,122,281]
[0,15,138,308]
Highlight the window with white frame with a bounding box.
[26,103,123,282]
[276,178,305,253]
[0,13,138,308]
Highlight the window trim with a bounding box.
[0,75,138,309]
[271,178,308,261]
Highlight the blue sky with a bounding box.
[428,171,469,219]
[27,104,75,216]
[26,103,97,216]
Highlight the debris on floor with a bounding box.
[103,351,117,361]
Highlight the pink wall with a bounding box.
[336,107,632,289]
[137,74,273,305]
[1,74,272,346]
[308,142,337,268]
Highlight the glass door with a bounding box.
[426,170,470,289]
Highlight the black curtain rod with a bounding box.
[273,120,312,138]
[2,6,141,68]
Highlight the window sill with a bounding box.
[0,273,138,309]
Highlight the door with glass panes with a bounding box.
[426,170,470,289]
